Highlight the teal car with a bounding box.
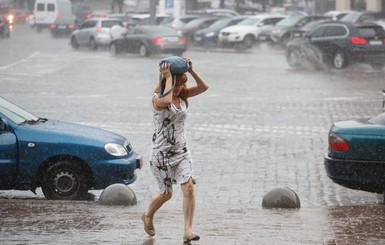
[0,97,143,200]
[325,112,385,194]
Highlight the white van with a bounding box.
[34,0,74,31]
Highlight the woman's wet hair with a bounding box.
[155,73,189,108]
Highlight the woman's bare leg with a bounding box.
[181,177,196,236]
[144,193,172,232]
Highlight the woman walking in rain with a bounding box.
[142,57,209,243]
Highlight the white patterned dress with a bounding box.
[150,95,194,194]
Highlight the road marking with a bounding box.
[0,52,40,70]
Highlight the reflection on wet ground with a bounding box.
[1,199,385,244]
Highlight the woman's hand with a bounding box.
[183,57,193,73]
[160,63,171,78]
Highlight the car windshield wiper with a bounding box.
[21,117,48,125]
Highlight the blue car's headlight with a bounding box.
[105,143,128,156]
[205,32,215,37]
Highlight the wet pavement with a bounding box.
[2,24,385,244]
[2,198,385,245]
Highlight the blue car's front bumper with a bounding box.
[324,154,385,193]
[91,152,143,189]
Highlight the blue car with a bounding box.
[324,111,385,194]
[0,97,143,200]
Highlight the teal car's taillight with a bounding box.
[329,133,350,152]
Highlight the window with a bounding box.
[37,3,45,11]
[324,26,347,37]
[311,26,328,38]
[47,3,55,12]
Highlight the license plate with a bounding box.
[165,37,178,42]
[58,25,67,29]
[259,36,267,40]
[293,33,301,37]
[370,40,382,45]
[194,36,202,41]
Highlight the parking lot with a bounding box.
[1,23,385,244]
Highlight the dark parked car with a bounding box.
[109,25,187,57]
[193,15,248,46]
[286,21,385,69]
[179,16,221,40]
[324,103,385,196]
[0,16,11,38]
[258,15,330,47]
[0,96,143,200]
[49,16,77,37]
[340,11,385,24]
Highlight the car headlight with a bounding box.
[105,143,128,156]
[205,32,215,37]
[272,29,282,34]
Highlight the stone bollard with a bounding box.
[262,187,301,209]
[99,184,137,206]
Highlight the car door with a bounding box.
[309,24,349,59]
[0,119,18,188]
[125,28,146,53]
[77,20,97,44]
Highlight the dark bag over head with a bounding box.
[158,56,189,97]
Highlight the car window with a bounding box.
[101,20,123,28]
[37,3,45,11]
[47,3,55,12]
[357,26,385,38]
[82,20,96,29]
[324,25,347,37]
[311,26,328,37]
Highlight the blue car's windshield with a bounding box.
[0,97,40,124]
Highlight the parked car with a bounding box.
[285,21,385,69]
[160,14,201,31]
[130,13,172,26]
[187,8,240,17]
[0,96,143,200]
[109,25,187,57]
[49,13,77,37]
[179,16,221,40]
[193,15,248,46]
[340,11,385,24]
[324,102,385,195]
[258,15,330,47]
[0,16,11,38]
[289,19,330,39]
[218,14,285,49]
[323,10,356,21]
[70,18,124,50]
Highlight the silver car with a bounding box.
[70,18,124,50]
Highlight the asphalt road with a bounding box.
[1,23,385,244]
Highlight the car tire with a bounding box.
[71,37,79,50]
[41,160,89,200]
[332,51,347,69]
[370,62,384,71]
[89,37,97,50]
[280,34,291,48]
[286,47,302,67]
[242,34,255,49]
[139,44,150,57]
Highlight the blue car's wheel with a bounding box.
[41,160,89,200]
